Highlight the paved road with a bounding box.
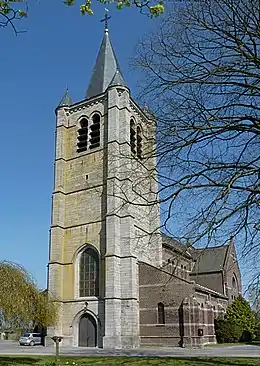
[0,340,260,358]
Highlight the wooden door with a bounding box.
[78,313,97,347]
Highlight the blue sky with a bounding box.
[0,1,158,289]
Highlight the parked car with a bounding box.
[19,332,42,346]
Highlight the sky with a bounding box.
[0,0,159,289]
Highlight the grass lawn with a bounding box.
[0,356,260,366]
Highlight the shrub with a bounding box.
[226,296,256,337]
[215,318,243,343]
[254,322,260,341]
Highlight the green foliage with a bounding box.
[226,296,256,336]
[39,362,78,366]
[254,321,260,341]
[215,318,243,343]
[1,356,260,366]
[0,0,164,34]
[215,296,257,343]
[66,0,164,17]
[0,261,58,331]
[0,0,164,30]
[0,1,27,17]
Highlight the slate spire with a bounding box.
[109,69,128,88]
[86,25,127,99]
[58,88,72,107]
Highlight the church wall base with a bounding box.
[121,335,140,349]
[181,335,216,348]
[103,335,140,349]
[60,336,73,347]
[140,336,182,347]
[45,336,55,348]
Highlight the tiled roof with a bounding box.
[86,30,127,99]
[192,245,229,273]
[162,233,229,273]
[58,88,72,107]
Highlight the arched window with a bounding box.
[90,114,100,149]
[79,247,99,297]
[157,302,165,324]
[201,303,205,324]
[77,118,88,152]
[232,276,237,290]
[136,126,142,159]
[130,119,136,155]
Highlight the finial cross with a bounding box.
[101,11,111,30]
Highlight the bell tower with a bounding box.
[47,22,162,348]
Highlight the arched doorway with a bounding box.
[78,313,97,347]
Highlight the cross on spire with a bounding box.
[101,10,111,33]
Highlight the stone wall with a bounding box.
[48,85,162,348]
[223,241,242,303]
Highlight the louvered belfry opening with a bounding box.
[77,118,88,152]
[136,126,142,159]
[130,119,136,154]
[90,114,100,149]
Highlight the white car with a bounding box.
[19,332,42,346]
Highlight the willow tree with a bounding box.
[131,0,260,273]
[0,261,57,331]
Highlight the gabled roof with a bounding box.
[109,69,127,88]
[86,30,127,99]
[162,233,192,258]
[58,88,72,107]
[191,245,229,273]
[162,233,230,273]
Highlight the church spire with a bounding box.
[58,88,72,107]
[86,17,127,99]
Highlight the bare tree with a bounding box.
[132,0,260,267]
[248,282,260,315]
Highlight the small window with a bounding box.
[89,114,100,149]
[157,302,165,324]
[22,333,31,337]
[232,276,237,290]
[130,119,136,154]
[77,118,88,152]
[136,126,142,159]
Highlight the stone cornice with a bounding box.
[64,94,107,116]
[129,98,154,124]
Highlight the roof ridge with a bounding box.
[195,244,229,250]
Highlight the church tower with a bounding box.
[47,23,162,349]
